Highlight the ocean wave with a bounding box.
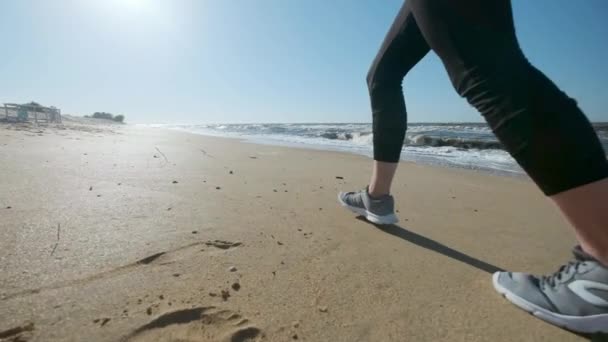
[318,131,503,150]
[408,124,491,133]
[406,134,503,150]
[320,132,352,140]
[319,131,374,145]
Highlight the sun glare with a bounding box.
[123,0,147,9]
[86,0,166,23]
[94,0,155,14]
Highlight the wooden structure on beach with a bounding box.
[3,102,62,124]
[3,102,63,124]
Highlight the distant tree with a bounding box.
[113,115,125,123]
[91,112,114,120]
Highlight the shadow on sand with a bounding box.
[355,216,607,341]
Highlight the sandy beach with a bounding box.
[0,119,599,341]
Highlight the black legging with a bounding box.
[369,0,608,195]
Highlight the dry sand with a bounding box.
[0,120,602,341]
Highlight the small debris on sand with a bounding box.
[221,290,230,301]
[172,180,178,184]
[192,230,198,234]
[335,176,344,180]
[231,282,241,291]
[205,240,242,249]
[318,306,328,313]
[229,266,237,272]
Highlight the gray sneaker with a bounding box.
[493,246,608,334]
[338,187,398,225]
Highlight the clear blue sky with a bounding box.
[1,0,607,124]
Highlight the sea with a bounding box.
[153,122,608,176]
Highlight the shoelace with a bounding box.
[540,260,586,289]
[346,192,365,207]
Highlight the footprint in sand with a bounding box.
[4,240,243,301]
[123,307,263,342]
[205,240,242,250]
[0,322,35,341]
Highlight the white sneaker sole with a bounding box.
[492,272,608,334]
[337,193,398,225]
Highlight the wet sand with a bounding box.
[0,119,595,341]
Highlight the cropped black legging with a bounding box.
[369,0,608,195]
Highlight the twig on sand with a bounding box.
[155,147,169,165]
[50,223,61,256]
[200,149,214,158]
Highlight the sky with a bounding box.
[1,0,607,124]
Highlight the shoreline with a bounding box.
[158,124,530,181]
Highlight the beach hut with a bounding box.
[3,102,62,124]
